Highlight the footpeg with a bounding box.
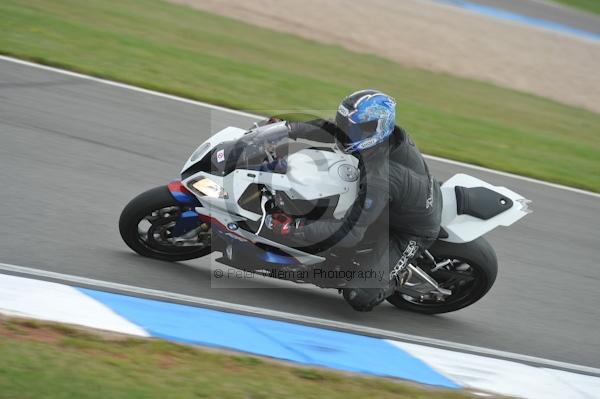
[405,264,452,296]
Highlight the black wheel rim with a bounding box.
[136,206,210,255]
[398,256,486,308]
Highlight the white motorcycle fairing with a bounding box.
[439,174,532,243]
[179,122,360,265]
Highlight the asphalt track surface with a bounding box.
[460,0,600,35]
[1,59,600,368]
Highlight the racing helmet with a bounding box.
[335,89,396,154]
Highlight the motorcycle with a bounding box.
[119,119,532,314]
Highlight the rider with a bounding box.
[266,89,443,311]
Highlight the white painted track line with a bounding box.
[1,262,598,377]
[1,55,598,199]
[0,273,148,336]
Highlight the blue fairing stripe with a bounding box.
[167,180,201,205]
[171,190,194,203]
[262,250,297,265]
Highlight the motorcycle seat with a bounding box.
[454,186,513,220]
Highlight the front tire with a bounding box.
[387,237,497,314]
[119,186,211,262]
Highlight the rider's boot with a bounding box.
[342,278,400,312]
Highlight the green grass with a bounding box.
[553,0,600,14]
[0,318,475,399]
[1,0,599,191]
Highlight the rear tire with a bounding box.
[119,186,211,262]
[387,237,497,314]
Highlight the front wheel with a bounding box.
[387,237,497,314]
[119,186,212,261]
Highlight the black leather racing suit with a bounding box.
[288,119,443,310]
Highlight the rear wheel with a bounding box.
[119,186,212,261]
[387,237,497,314]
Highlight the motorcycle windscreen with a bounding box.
[206,125,293,176]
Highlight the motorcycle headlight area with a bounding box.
[189,177,229,199]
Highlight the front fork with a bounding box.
[166,180,209,239]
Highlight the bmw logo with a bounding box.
[227,222,238,231]
[338,164,359,182]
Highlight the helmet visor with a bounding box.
[335,112,379,152]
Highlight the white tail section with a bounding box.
[440,174,531,243]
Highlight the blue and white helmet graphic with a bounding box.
[335,89,396,154]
